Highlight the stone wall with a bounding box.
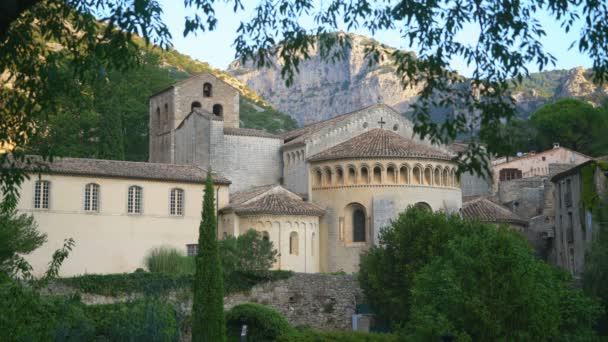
[224,273,362,330]
[47,273,363,332]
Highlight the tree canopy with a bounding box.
[530,98,608,156]
[2,0,608,196]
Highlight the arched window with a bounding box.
[424,167,432,185]
[34,180,50,209]
[164,103,168,117]
[413,166,422,185]
[360,166,369,184]
[170,188,184,216]
[373,166,382,184]
[442,169,449,186]
[84,183,100,212]
[191,101,201,111]
[353,209,366,242]
[212,104,223,116]
[335,167,344,185]
[347,166,356,185]
[289,232,299,255]
[415,202,432,212]
[434,167,441,186]
[399,165,409,184]
[386,165,396,184]
[311,232,315,257]
[127,185,142,214]
[324,167,332,186]
[314,169,322,186]
[262,231,270,241]
[203,82,212,97]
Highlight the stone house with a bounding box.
[551,160,608,278]
[461,196,527,231]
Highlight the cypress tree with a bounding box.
[192,172,226,342]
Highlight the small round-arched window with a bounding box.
[212,104,223,116]
[203,82,212,97]
[393,124,399,131]
[363,122,368,128]
[191,101,201,111]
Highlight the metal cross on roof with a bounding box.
[378,117,386,129]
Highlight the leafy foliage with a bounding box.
[0,205,46,279]
[220,229,279,275]
[530,98,608,156]
[0,281,95,341]
[58,272,193,297]
[85,298,179,342]
[225,303,294,341]
[240,97,298,133]
[57,270,292,298]
[358,206,480,326]
[405,226,601,341]
[192,173,226,342]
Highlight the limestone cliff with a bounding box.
[228,34,422,125]
[228,34,607,124]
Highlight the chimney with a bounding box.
[553,142,560,149]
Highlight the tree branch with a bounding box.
[0,0,41,41]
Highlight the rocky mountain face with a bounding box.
[227,34,607,125]
[228,34,423,126]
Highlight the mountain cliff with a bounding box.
[227,34,607,125]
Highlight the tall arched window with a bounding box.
[413,166,422,185]
[203,82,212,97]
[314,169,322,186]
[212,104,223,116]
[424,167,432,185]
[289,232,299,255]
[170,188,184,216]
[399,165,409,184]
[191,101,201,111]
[386,165,396,184]
[373,166,382,184]
[414,202,432,212]
[127,186,142,214]
[353,209,366,242]
[34,180,50,209]
[347,166,356,185]
[84,183,100,212]
[360,166,369,184]
[434,168,441,186]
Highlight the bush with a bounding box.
[144,246,194,275]
[220,229,278,275]
[58,272,192,296]
[225,303,294,341]
[0,280,95,341]
[358,206,480,326]
[277,329,399,341]
[404,226,602,341]
[86,299,178,342]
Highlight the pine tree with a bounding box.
[192,172,226,342]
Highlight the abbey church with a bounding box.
[149,73,462,273]
[16,72,461,276]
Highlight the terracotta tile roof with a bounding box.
[281,103,385,147]
[8,156,231,185]
[461,197,527,226]
[223,127,279,139]
[221,185,325,216]
[308,128,452,162]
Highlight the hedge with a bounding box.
[277,329,400,341]
[225,303,294,341]
[58,270,293,297]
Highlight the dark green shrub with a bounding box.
[58,272,192,296]
[144,246,194,275]
[86,298,178,341]
[0,280,95,341]
[220,229,279,275]
[358,206,480,326]
[405,226,601,341]
[225,303,294,341]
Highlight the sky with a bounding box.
[159,1,592,76]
